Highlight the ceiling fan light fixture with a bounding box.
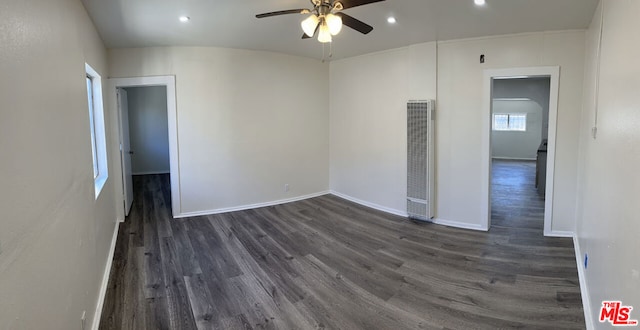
[301,14,320,37]
[325,13,343,35]
[318,23,332,43]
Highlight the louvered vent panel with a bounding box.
[407,100,435,221]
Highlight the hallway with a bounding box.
[491,160,545,232]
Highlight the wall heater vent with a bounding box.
[407,100,435,221]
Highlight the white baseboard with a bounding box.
[573,234,594,330]
[545,230,574,238]
[91,220,121,330]
[432,218,487,231]
[329,191,408,217]
[175,191,331,218]
[329,191,489,232]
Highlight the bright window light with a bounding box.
[475,0,486,5]
[85,63,108,198]
[493,113,527,131]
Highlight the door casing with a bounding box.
[108,76,180,221]
[481,66,561,236]
[116,88,134,216]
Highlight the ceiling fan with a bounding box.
[256,0,385,43]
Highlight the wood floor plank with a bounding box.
[224,212,307,304]
[119,246,146,330]
[187,225,244,320]
[159,237,198,329]
[98,225,129,330]
[100,170,585,329]
[167,220,202,276]
[184,273,226,330]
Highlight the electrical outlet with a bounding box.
[284,184,290,192]
[81,310,86,330]
[584,254,588,269]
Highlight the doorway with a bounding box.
[481,67,560,236]
[118,86,171,216]
[108,76,180,221]
[490,77,550,232]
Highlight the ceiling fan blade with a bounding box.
[256,9,306,18]
[302,24,320,39]
[338,0,385,10]
[336,13,373,34]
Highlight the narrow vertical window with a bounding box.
[86,63,108,198]
[87,76,99,178]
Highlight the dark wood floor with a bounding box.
[491,159,545,231]
[99,173,584,329]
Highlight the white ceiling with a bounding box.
[81,0,599,60]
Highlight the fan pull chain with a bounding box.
[329,41,333,59]
[321,42,333,63]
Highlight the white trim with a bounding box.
[86,63,109,199]
[91,221,120,330]
[573,234,594,330]
[330,191,408,217]
[132,171,171,176]
[481,66,561,237]
[432,218,487,231]
[491,157,537,161]
[546,230,574,238]
[108,76,181,219]
[175,191,331,218]
[329,192,488,232]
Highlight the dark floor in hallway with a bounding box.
[99,174,584,329]
[491,159,545,231]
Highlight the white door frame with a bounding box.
[108,76,181,220]
[116,88,134,216]
[481,66,560,236]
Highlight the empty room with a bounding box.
[1,0,638,329]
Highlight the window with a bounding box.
[492,113,527,131]
[86,63,108,198]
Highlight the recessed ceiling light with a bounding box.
[474,0,486,5]
[179,16,190,23]
[387,17,397,24]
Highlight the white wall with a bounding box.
[330,32,585,232]
[493,78,551,138]
[0,0,116,329]
[330,43,437,214]
[109,47,330,215]
[491,99,543,160]
[437,31,585,232]
[576,0,640,326]
[125,86,170,175]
